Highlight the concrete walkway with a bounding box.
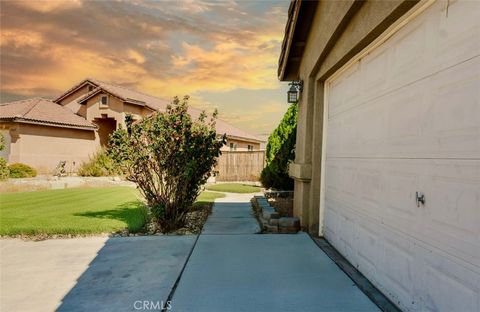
[170,193,379,312]
[201,193,261,234]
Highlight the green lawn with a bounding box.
[205,183,261,193]
[195,191,225,205]
[0,187,224,236]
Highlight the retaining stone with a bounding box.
[262,211,279,221]
[265,225,279,233]
[278,226,298,234]
[278,217,300,228]
[269,219,279,226]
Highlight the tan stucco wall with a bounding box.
[85,94,152,129]
[1,123,97,173]
[223,138,260,151]
[60,84,92,116]
[287,0,417,234]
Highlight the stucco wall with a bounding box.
[223,138,260,151]
[60,84,92,116]
[84,94,152,129]
[3,123,97,173]
[287,0,417,233]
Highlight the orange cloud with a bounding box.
[14,0,82,13]
[0,0,289,133]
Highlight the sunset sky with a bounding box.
[0,0,291,135]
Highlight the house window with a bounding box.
[88,85,94,92]
[248,145,253,151]
[229,143,237,151]
[100,95,108,106]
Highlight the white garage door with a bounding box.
[323,1,479,311]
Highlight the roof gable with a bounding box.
[54,78,98,103]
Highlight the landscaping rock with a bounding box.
[278,217,300,228]
[262,211,279,221]
[278,226,299,234]
[269,218,279,226]
[277,217,300,234]
[265,225,278,233]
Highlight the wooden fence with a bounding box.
[215,151,265,181]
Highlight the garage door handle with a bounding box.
[416,192,425,207]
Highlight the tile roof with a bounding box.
[61,78,263,142]
[0,98,96,130]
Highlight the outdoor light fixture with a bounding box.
[287,80,303,103]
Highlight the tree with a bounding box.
[109,96,225,231]
[260,103,297,190]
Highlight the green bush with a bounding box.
[108,96,225,231]
[0,133,4,152]
[0,134,8,180]
[260,103,297,190]
[78,149,122,177]
[8,163,37,178]
[0,158,9,180]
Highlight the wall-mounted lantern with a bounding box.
[287,81,303,103]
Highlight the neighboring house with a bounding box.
[279,1,479,311]
[0,98,97,172]
[0,78,262,172]
[257,134,270,150]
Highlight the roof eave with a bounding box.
[0,117,97,131]
[225,134,264,144]
[278,0,318,81]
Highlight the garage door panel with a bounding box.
[356,218,382,284]
[328,62,361,117]
[355,163,383,218]
[382,160,422,236]
[422,159,480,266]
[431,57,480,158]
[361,48,389,100]
[390,14,428,86]
[323,1,480,310]
[416,240,480,312]
[382,229,417,311]
[328,57,480,159]
[328,0,480,122]
[432,0,480,67]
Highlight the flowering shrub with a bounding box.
[109,96,225,231]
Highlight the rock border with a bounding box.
[251,195,300,234]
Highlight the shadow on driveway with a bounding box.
[57,236,195,312]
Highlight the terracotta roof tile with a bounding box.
[0,98,96,130]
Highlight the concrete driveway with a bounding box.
[0,236,195,312]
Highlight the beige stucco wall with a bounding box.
[1,122,97,173]
[286,0,417,233]
[59,84,92,116]
[223,138,260,151]
[84,93,152,129]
